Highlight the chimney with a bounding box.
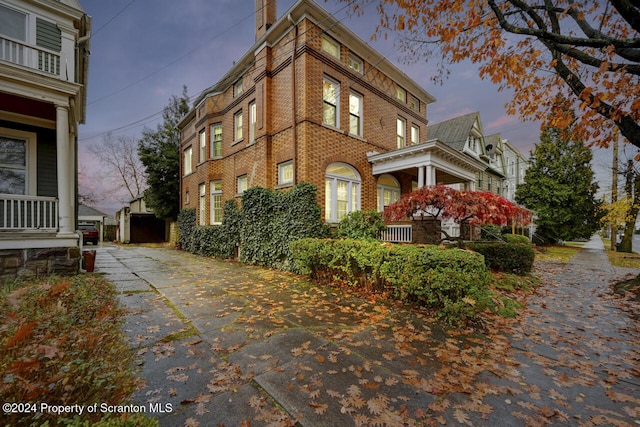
[256,0,276,41]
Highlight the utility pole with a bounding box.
[611,129,619,251]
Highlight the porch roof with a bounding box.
[367,139,487,182]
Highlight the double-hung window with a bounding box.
[410,125,419,146]
[199,129,206,162]
[249,102,257,143]
[349,92,363,137]
[323,77,339,128]
[199,183,206,225]
[234,110,243,142]
[210,180,222,224]
[396,117,406,149]
[237,175,248,194]
[183,146,193,175]
[210,123,222,157]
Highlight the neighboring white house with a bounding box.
[116,197,168,244]
[0,0,91,278]
[78,204,108,242]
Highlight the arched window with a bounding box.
[325,163,360,222]
[377,174,400,212]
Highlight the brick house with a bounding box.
[178,0,526,230]
[0,0,91,278]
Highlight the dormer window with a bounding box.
[468,136,479,152]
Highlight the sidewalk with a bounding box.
[95,237,640,426]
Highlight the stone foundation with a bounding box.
[0,246,80,280]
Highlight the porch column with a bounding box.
[425,165,436,186]
[417,166,425,188]
[56,104,74,236]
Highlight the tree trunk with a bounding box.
[619,166,640,253]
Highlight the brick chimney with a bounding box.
[256,0,276,40]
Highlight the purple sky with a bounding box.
[77,0,615,214]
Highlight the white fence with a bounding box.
[0,36,60,76]
[0,195,58,231]
[380,224,412,243]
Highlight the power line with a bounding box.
[90,0,138,40]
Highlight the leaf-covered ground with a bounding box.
[97,243,640,426]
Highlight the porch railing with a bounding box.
[380,224,412,243]
[0,36,60,76]
[0,195,58,231]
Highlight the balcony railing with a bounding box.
[380,224,412,243]
[0,36,60,76]
[0,195,58,231]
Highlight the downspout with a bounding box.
[288,13,298,184]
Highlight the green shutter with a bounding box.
[36,18,61,51]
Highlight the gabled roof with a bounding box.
[78,204,107,217]
[427,112,482,151]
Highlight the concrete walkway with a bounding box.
[94,236,640,426]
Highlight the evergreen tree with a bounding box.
[138,86,189,221]
[516,126,602,244]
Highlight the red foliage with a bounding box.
[383,185,530,226]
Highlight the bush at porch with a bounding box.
[467,239,535,274]
[291,238,492,324]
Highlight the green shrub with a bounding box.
[502,234,531,245]
[177,208,196,252]
[467,241,535,274]
[292,239,492,324]
[336,210,387,240]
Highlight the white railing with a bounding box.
[381,224,412,243]
[0,195,58,231]
[0,36,60,76]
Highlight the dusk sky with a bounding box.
[77,0,618,214]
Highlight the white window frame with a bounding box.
[396,86,406,103]
[237,175,248,194]
[349,91,363,137]
[0,128,37,195]
[249,101,257,143]
[183,146,193,175]
[199,183,206,225]
[325,163,361,223]
[210,123,222,158]
[348,53,363,73]
[199,129,206,163]
[323,76,340,128]
[410,124,419,146]
[321,35,340,59]
[234,110,243,142]
[377,174,401,212]
[396,117,406,149]
[278,160,294,185]
[234,79,243,97]
[210,180,222,225]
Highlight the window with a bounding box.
[396,87,406,102]
[234,79,243,97]
[0,136,27,195]
[321,35,340,59]
[185,191,190,205]
[0,5,26,65]
[396,117,406,149]
[210,123,222,157]
[234,110,243,141]
[477,172,483,190]
[199,129,206,162]
[323,77,339,127]
[249,101,257,143]
[210,180,222,224]
[409,96,419,111]
[468,136,479,152]
[349,92,363,137]
[199,183,206,225]
[237,175,248,194]
[377,174,400,212]
[278,161,294,185]
[348,53,363,73]
[410,125,419,146]
[325,163,360,222]
[183,146,193,175]
[488,176,492,193]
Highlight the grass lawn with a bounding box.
[535,245,582,263]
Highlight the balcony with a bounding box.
[0,35,60,77]
[0,194,59,232]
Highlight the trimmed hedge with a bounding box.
[291,238,492,324]
[467,240,535,274]
[335,210,387,240]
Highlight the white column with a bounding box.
[56,105,74,236]
[425,165,436,186]
[417,166,425,188]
